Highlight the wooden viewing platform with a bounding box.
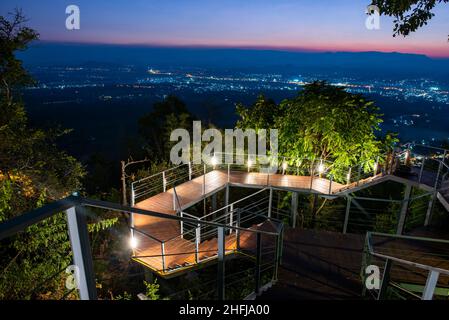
[131,169,383,274]
[130,150,449,280]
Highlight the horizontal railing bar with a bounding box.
[80,197,280,236]
[200,187,269,220]
[0,196,80,241]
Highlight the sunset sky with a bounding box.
[1,0,449,58]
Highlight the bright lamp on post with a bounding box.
[130,236,138,249]
[318,163,325,174]
[211,156,218,167]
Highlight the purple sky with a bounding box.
[2,0,449,57]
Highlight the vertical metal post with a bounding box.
[328,175,333,194]
[397,184,412,235]
[268,188,273,218]
[173,189,177,211]
[130,185,135,238]
[291,192,298,228]
[229,203,234,235]
[180,211,184,238]
[130,184,135,207]
[161,242,166,272]
[162,171,167,192]
[422,270,440,300]
[225,184,230,208]
[188,161,192,181]
[424,192,436,227]
[418,157,426,183]
[203,164,206,195]
[343,196,352,234]
[66,207,97,300]
[195,226,200,263]
[227,163,230,183]
[236,209,241,250]
[217,227,225,300]
[435,160,443,190]
[377,258,392,300]
[255,232,262,296]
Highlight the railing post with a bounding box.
[397,184,412,235]
[195,226,200,263]
[161,242,166,272]
[377,258,392,300]
[162,171,167,192]
[418,157,426,184]
[203,164,206,195]
[227,163,230,183]
[188,161,192,181]
[229,203,234,235]
[130,185,135,239]
[130,184,135,207]
[66,206,97,300]
[236,210,241,250]
[268,188,273,218]
[217,227,225,300]
[291,192,298,228]
[343,196,352,234]
[173,189,176,211]
[422,270,440,300]
[328,175,333,194]
[435,160,443,190]
[180,211,184,239]
[255,232,262,296]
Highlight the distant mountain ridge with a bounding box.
[18,42,449,80]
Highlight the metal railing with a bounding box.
[0,195,283,300]
[130,153,389,209]
[361,232,449,300]
[132,187,284,276]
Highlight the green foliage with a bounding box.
[372,0,449,38]
[113,291,133,300]
[0,10,118,299]
[144,279,161,300]
[138,95,194,160]
[236,81,397,181]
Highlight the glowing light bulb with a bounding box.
[318,163,325,174]
[130,236,138,249]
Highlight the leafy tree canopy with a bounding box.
[0,10,117,299]
[236,81,397,179]
[138,95,194,160]
[372,0,449,37]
